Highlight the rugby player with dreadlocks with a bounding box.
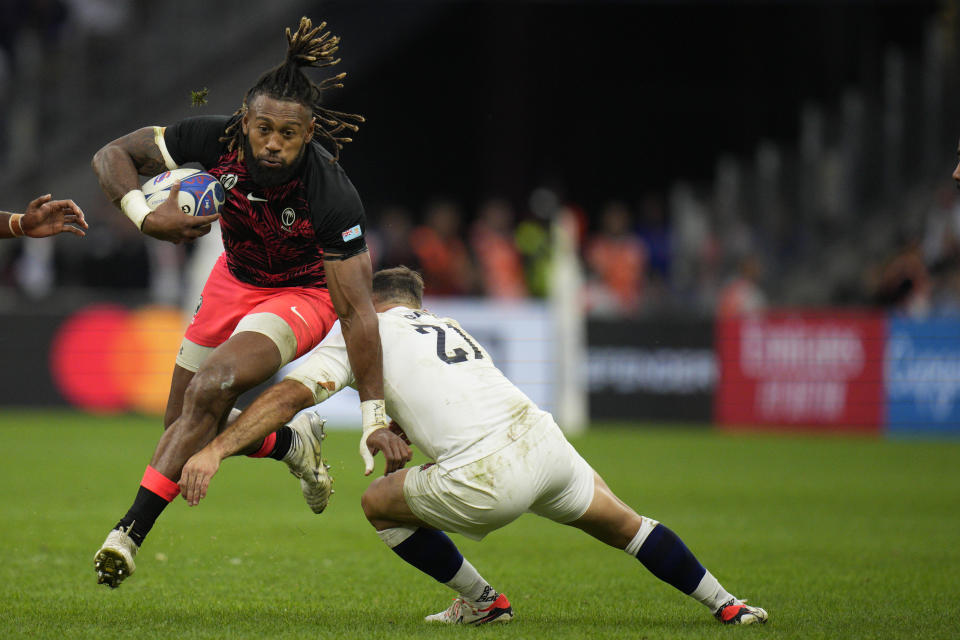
[90,18,405,588]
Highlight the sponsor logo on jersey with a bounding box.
[247,192,268,202]
[220,174,238,190]
[281,208,296,230]
[341,224,362,242]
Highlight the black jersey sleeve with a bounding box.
[164,116,232,169]
[305,144,369,261]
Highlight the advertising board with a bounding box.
[715,312,885,431]
[886,317,960,434]
[587,318,715,422]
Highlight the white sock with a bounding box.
[280,412,309,464]
[689,570,734,612]
[624,517,659,556]
[376,526,417,548]
[444,558,496,606]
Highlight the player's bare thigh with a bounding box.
[171,330,283,418]
[149,332,283,473]
[566,472,646,549]
[361,469,431,531]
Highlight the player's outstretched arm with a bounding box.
[91,126,218,243]
[179,379,315,505]
[22,195,88,237]
[2,195,88,239]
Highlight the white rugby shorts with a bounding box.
[402,415,595,540]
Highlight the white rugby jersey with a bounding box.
[286,305,549,471]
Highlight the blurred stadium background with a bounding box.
[1,0,960,436]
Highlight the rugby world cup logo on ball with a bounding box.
[142,168,226,216]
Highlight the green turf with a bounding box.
[1,410,958,639]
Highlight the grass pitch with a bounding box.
[1,410,958,639]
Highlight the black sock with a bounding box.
[115,486,172,547]
[634,524,707,595]
[266,426,294,460]
[391,528,464,583]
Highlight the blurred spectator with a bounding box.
[61,0,128,35]
[921,186,960,271]
[636,193,671,281]
[873,239,931,318]
[0,0,69,170]
[717,254,766,317]
[929,266,960,315]
[584,201,647,315]
[0,1,69,67]
[918,186,960,314]
[369,205,418,270]
[470,198,527,299]
[409,200,475,296]
[669,183,721,311]
[514,216,550,298]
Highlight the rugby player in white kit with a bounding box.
[179,266,768,627]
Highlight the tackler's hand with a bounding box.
[388,419,411,445]
[359,399,389,475]
[362,427,413,477]
[179,448,223,506]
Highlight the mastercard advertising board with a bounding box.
[49,305,187,414]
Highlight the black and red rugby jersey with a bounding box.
[164,115,367,288]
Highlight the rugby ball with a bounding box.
[142,168,225,216]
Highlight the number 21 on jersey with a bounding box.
[413,323,483,364]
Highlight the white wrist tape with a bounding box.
[361,399,387,431]
[359,399,387,475]
[8,213,24,237]
[120,189,151,230]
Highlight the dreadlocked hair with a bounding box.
[220,17,364,163]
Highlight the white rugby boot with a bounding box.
[94,524,139,588]
[425,594,514,625]
[714,598,769,625]
[283,411,333,513]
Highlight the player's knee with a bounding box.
[360,487,377,522]
[185,362,239,408]
[360,482,386,523]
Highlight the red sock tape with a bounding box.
[141,465,180,502]
[248,432,277,458]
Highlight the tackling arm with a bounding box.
[179,379,315,505]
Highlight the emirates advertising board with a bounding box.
[715,312,886,432]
